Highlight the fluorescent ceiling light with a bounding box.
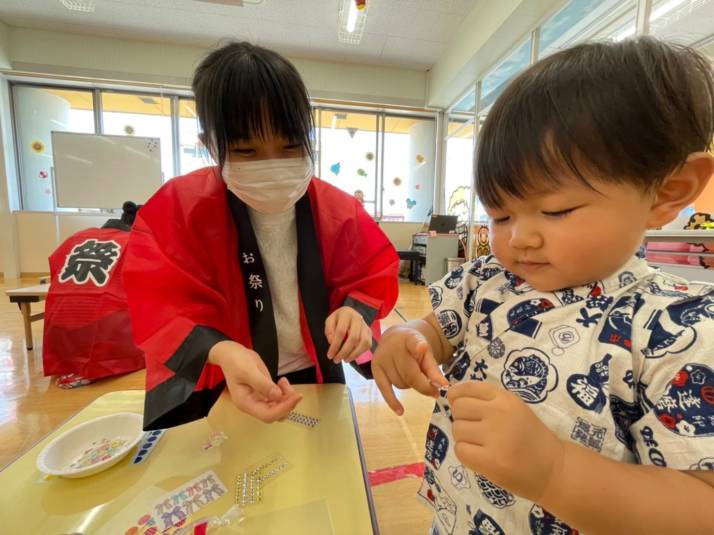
[338,0,368,44]
[195,0,264,5]
[59,0,95,12]
[346,1,359,32]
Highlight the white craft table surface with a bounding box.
[0,385,377,534]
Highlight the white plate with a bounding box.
[36,412,143,478]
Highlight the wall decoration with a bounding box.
[124,125,135,136]
[415,184,421,190]
[393,177,402,186]
[365,151,374,161]
[685,212,714,268]
[347,127,358,139]
[406,198,417,209]
[39,170,48,179]
[415,153,425,165]
[473,224,491,258]
[330,162,341,176]
[686,212,714,230]
[357,168,368,177]
[388,199,396,206]
[448,185,470,221]
[32,140,45,154]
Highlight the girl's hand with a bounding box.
[324,306,372,363]
[209,341,303,422]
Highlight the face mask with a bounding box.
[222,157,313,214]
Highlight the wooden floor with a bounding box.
[0,276,435,534]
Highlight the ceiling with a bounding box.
[0,0,478,70]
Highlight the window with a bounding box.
[444,114,474,223]
[312,108,321,175]
[317,109,379,216]
[648,0,714,45]
[12,86,95,211]
[10,84,438,216]
[452,87,477,114]
[101,91,174,180]
[381,115,436,222]
[178,99,211,175]
[538,0,635,57]
[479,37,532,113]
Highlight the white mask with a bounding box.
[222,157,313,214]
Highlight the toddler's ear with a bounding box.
[647,152,714,229]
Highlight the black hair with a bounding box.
[192,41,314,167]
[121,201,140,227]
[475,37,714,207]
[101,201,141,231]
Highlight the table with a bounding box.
[5,283,50,350]
[0,386,378,534]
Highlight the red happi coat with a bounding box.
[123,167,399,429]
[43,225,145,380]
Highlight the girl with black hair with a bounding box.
[123,42,398,430]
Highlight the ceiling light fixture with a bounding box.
[59,0,96,12]
[194,0,265,5]
[338,0,369,44]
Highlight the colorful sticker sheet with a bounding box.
[69,437,129,469]
[132,430,166,464]
[123,470,227,535]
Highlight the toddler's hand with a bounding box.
[373,325,448,415]
[448,380,565,502]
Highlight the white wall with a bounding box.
[57,214,108,241]
[379,221,424,251]
[14,212,110,274]
[0,20,10,70]
[15,211,55,273]
[7,27,428,107]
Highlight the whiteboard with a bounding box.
[51,132,162,209]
